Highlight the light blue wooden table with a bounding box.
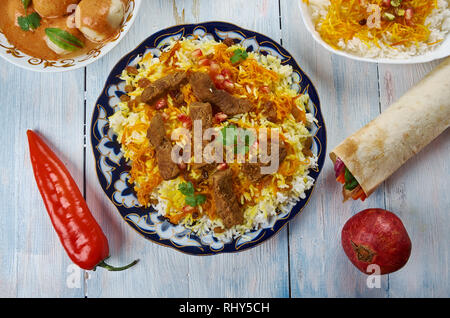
[0,0,448,298]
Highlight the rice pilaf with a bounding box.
[108,36,317,241]
[305,0,450,58]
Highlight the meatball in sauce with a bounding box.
[0,0,128,61]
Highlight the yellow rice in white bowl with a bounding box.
[301,0,450,62]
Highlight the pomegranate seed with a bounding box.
[198,58,211,66]
[215,74,225,83]
[192,49,203,59]
[382,0,390,7]
[155,98,167,110]
[214,112,228,123]
[182,206,195,213]
[223,79,234,90]
[217,163,228,171]
[177,114,192,129]
[221,68,233,80]
[177,114,188,121]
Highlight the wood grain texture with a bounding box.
[280,0,388,297]
[378,62,450,297]
[0,61,86,297]
[84,0,289,298]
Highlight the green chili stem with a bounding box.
[96,259,139,272]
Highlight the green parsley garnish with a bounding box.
[230,49,248,64]
[17,12,41,31]
[220,125,255,155]
[221,124,237,147]
[21,0,31,10]
[344,167,359,190]
[178,182,207,207]
[45,28,84,51]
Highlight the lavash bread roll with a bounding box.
[330,56,450,197]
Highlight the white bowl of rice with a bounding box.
[299,0,450,64]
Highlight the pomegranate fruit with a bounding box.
[341,209,411,275]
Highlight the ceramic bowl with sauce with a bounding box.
[0,0,141,72]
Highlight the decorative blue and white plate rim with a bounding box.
[91,21,327,255]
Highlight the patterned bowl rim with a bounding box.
[91,21,328,255]
[0,0,142,72]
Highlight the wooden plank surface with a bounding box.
[0,62,86,297]
[378,62,450,297]
[0,0,448,298]
[281,0,388,297]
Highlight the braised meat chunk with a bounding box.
[223,37,235,47]
[147,113,180,180]
[147,113,166,148]
[189,72,216,101]
[212,170,243,228]
[262,101,278,122]
[241,139,288,182]
[141,71,188,104]
[240,163,262,183]
[210,90,253,116]
[189,72,252,116]
[189,102,213,129]
[171,90,185,106]
[156,138,180,180]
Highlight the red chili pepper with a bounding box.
[27,130,138,271]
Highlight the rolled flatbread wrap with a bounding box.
[330,56,450,200]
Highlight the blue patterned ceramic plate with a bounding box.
[91,22,327,255]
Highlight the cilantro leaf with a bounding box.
[179,182,207,207]
[221,125,255,155]
[22,0,31,9]
[27,13,41,29]
[17,16,30,31]
[221,124,237,146]
[17,12,41,31]
[236,130,256,155]
[195,194,206,206]
[178,182,195,196]
[230,49,248,64]
[184,194,206,207]
[185,196,198,207]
